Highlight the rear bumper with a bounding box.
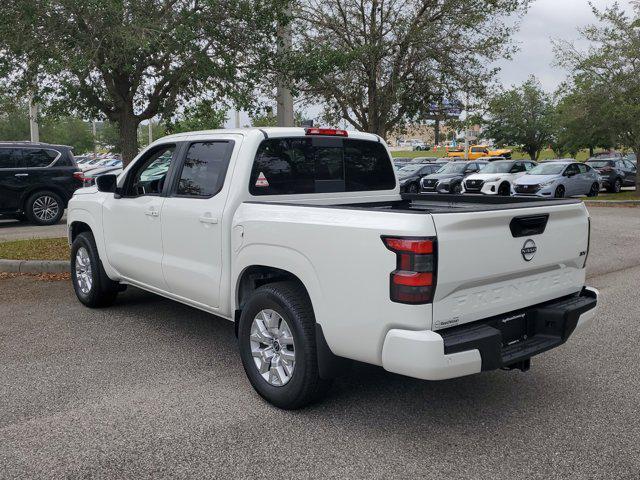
[381,287,598,381]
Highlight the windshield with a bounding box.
[586,160,613,168]
[528,163,566,175]
[480,161,515,174]
[437,163,468,174]
[398,164,422,175]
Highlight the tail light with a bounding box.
[600,166,613,173]
[305,127,348,137]
[73,171,84,180]
[382,236,437,304]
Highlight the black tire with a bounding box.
[587,182,599,197]
[71,231,120,308]
[498,182,511,196]
[25,190,64,226]
[452,182,462,194]
[238,281,332,409]
[554,185,565,198]
[408,182,419,194]
[612,178,622,193]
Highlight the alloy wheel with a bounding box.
[32,195,60,222]
[250,309,296,386]
[74,247,93,295]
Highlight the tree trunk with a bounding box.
[434,118,440,146]
[589,146,594,157]
[118,114,140,166]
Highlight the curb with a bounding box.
[585,200,640,206]
[0,259,69,274]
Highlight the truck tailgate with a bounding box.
[431,203,589,330]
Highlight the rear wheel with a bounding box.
[71,231,120,308]
[238,281,332,409]
[554,185,565,198]
[587,182,599,197]
[25,190,64,225]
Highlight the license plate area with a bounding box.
[497,313,530,347]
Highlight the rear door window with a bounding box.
[19,148,59,168]
[175,141,234,197]
[249,137,395,195]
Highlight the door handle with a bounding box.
[199,214,218,224]
[145,209,159,217]
[14,173,29,177]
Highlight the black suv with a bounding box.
[0,142,82,225]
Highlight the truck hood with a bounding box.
[424,173,461,182]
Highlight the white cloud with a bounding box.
[495,0,636,91]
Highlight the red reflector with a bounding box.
[383,238,433,254]
[305,127,348,137]
[392,271,433,287]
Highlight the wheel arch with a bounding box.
[232,250,348,379]
[20,184,70,211]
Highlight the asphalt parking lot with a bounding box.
[1,207,639,479]
[0,216,67,242]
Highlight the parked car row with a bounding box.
[396,157,631,198]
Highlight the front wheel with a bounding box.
[71,231,120,307]
[238,281,332,409]
[452,182,463,194]
[554,185,565,198]
[407,182,419,194]
[498,182,511,196]
[611,178,622,193]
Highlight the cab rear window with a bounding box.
[249,137,396,195]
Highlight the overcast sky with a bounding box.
[496,0,635,91]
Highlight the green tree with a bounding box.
[287,0,531,138]
[484,77,555,160]
[555,3,640,165]
[41,117,95,153]
[249,108,305,127]
[0,0,286,164]
[552,84,615,158]
[165,100,227,135]
[0,101,29,141]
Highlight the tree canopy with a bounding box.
[287,0,531,138]
[0,0,287,163]
[555,3,640,158]
[484,77,555,160]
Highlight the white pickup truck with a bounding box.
[67,127,598,409]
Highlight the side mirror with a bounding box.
[96,174,118,193]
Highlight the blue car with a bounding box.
[513,161,600,198]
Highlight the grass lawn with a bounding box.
[391,147,592,161]
[596,189,640,200]
[0,237,69,261]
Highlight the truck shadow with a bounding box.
[111,285,579,444]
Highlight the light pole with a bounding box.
[28,92,39,142]
[276,8,294,127]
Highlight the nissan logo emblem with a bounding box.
[521,239,537,261]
